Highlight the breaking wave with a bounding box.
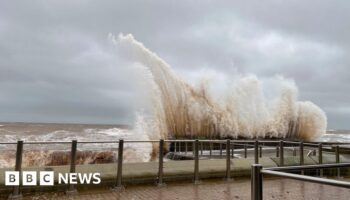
[112,33,327,141]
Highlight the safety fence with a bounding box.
[1,139,350,199]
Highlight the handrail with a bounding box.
[264,163,350,171]
[251,163,350,200]
[0,142,17,144]
[261,170,350,188]
[1,139,350,145]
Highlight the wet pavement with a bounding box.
[17,177,350,200]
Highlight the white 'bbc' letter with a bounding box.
[5,171,19,186]
[23,171,37,186]
[40,171,54,186]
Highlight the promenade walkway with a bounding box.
[20,178,350,200]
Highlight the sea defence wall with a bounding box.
[1,154,349,196]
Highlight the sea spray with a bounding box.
[113,33,327,141]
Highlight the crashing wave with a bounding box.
[112,33,327,141]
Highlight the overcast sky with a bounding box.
[0,0,349,129]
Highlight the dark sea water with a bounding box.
[0,122,152,167]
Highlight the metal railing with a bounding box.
[251,163,350,200]
[2,139,349,199]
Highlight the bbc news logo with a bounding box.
[5,171,101,186]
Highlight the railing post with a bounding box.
[254,140,259,164]
[319,143,323,176]
[259,146,262,158]
[244,144,247,158]
[174,142,177,153]
[185,142,188,155]
[335,145,340,178]
[276,146,279,157]
[157,139,165,186]
[66,140,78,195]
[179,142,181,153]
[226,139,232,181]
[300,142,304,175]
[279,140,284,166]
[251,164,263,200]
[113,139,124,191]
[9,140,23,200]
[194,139,200,184]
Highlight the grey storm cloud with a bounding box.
[0,0,349,129]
